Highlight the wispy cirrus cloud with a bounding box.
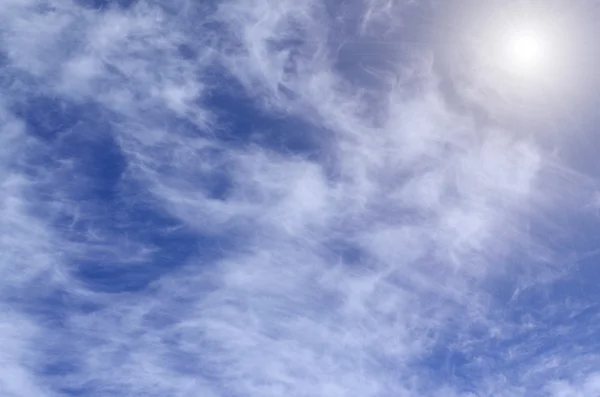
[1,0,600,396]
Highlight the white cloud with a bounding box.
[0,0,598,396]
[547,373,600,397]
[0,104,66,396]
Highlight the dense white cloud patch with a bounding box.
[0,0,599,396]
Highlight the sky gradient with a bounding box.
[2,0,600,396]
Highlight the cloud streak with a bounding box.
[0,0,599,396]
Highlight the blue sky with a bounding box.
[2,0,600,396]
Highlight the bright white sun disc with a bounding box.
[504,29,545,72]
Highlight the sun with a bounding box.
[503,27,547,75]
[508,31,542,67]
[435,1,576,121]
